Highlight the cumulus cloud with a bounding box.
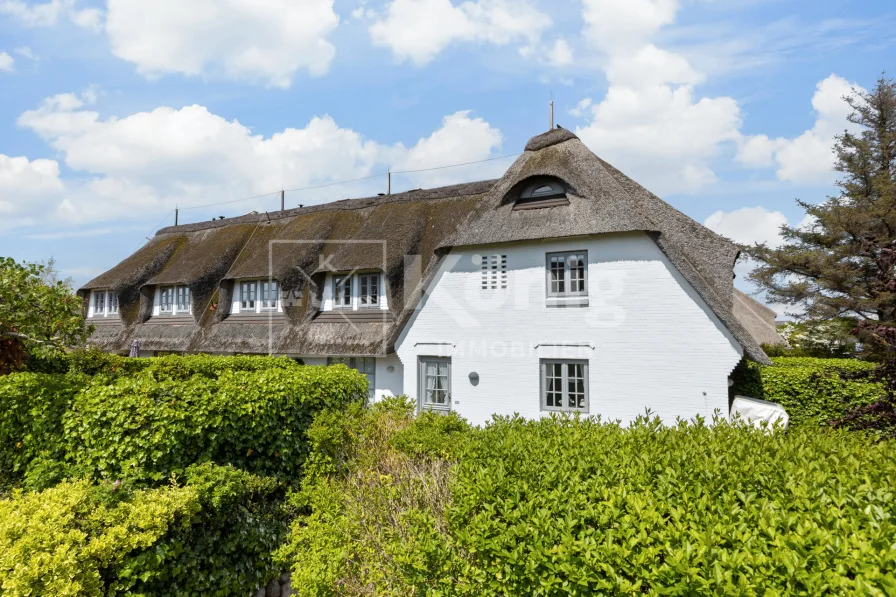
[736,74,863,184]
[369,0,550,66]
[574,0,742,195]
[0,0,101,30]
[704,206,817,249]
[546,38,573,66]
[0,51,13,72]
[9,91,504,231]
[105,0,339,87]
[0,154,66,229]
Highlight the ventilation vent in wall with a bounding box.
[481,255,507,290]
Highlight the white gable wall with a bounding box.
[395,232,743,426]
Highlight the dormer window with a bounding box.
[513,177,570,210]
[233,279,282,314]
[156,285,191,316]
[325,271,386,312]
[89,290,119,318]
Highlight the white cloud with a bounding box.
[14,46,37,60]
[547,38,573,66]
[0,154,65,229]
[705,206,817,248]
[569,97,592,118]
[10,91,504,231]
[574,1,742,195]
[105,0,339,87]
[0,51,13,72]
[0,0,101,30]
[704,206,790,248]
[582,0,679,51]
[736,74,863,184]
[369,0,550,66]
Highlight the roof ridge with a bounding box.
[156,179,497,236]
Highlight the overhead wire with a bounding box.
[164,151,523,217]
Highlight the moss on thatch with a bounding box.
[80,133,771,363]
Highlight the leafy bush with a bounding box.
[0,465,286,597]
[281,408,896,596]
[0,372,88,488]
[119,463,287,597]
[278,397,462,595]
[0,479,198,597]
[730,356,882,426]
[63,364,367,484]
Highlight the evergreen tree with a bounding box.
[748,75,896,353]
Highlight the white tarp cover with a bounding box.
[731,395,789,429]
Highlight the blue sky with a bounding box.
[0,0,893,302]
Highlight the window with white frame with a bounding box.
[328,356,376,400]
[481,255,507,290]
[158,285,190,315]
[333,275,352,308]
[240,281,257,310]
[176,286,191,312]
[541,359,588,412]
[419,357,451,411]
[260,280,279,310]
[107,291,119,315]
[359,273,379,307]
[93,291,105,316]
[159,287,174,313]
[546,251,587,298]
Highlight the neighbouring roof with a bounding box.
[80,129,772,363]
[733,289,785,347]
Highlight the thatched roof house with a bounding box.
[81,127,780,424]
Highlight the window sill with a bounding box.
[545,296,589,308]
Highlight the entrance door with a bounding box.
[418,357,451,412]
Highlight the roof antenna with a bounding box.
[387,167,391,195]
[549,91,554,131]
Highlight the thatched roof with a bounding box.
[81,129,772,363]
[733,289,785,347]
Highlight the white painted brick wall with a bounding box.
[394,232,743,426]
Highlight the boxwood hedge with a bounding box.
[280,404,896,596]
[730,356,882,426]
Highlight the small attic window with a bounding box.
[513,177,570,210]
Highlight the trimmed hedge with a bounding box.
[55,363,367,485]
[730,356,882,426]
[280,404,896,596]
[0,372,88,487]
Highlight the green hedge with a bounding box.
[63,364,367,484]
[0,464,286,597]
[280,404,896,596]
[730,356,882,426]
[0,372,88,487]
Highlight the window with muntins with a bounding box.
[260,280,279,310]
[176,286,191,312]
[159,287,174,312]
[420,357,451,411]
[481,255,507,290]
[359,273,379,307]
[541,359,588,412]
[107,291,118,315]
[328,356,376,400]
[240,281,257,310]
[93,291,105,316]
[546,251,588,298]
[333,275,352,308]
